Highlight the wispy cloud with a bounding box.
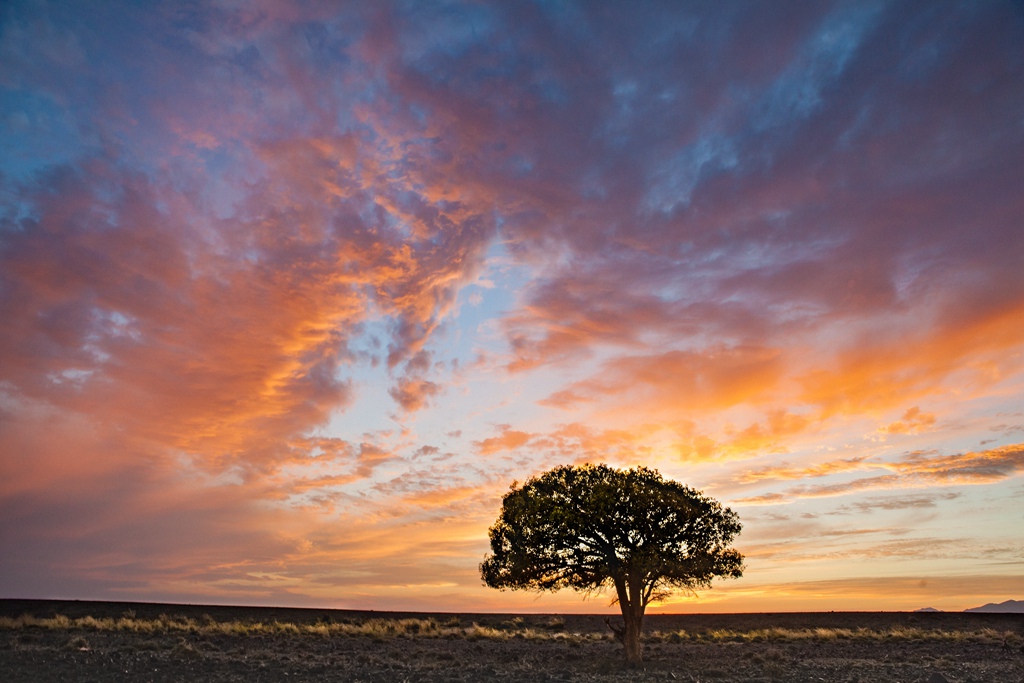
[737,444,1024,503]
[736,455,874,485]
[830,492,962,515]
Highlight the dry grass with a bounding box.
[648,625,1022,644]
[2,612,1019,648]
[0,613,605,643]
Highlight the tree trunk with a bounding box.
[613,573,646,665]
[621,610,643,665]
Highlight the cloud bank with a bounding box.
[1,0,1022,611]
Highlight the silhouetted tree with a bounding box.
[481,463,743,664]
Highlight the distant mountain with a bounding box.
[914,607,942,612]
[964,599,1024,613]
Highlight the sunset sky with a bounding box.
[2,1,1023,614]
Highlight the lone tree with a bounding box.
[480,463,743,664]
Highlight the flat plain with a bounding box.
[2,599,1022,682]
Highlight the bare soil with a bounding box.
[3,599,1022,682]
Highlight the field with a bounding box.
[2,600,1022,682]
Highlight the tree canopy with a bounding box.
[480,463,743,663]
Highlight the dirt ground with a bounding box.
[2,600,1022,682]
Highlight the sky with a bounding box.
[1,0,1023,614]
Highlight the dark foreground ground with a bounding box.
[2,599,1023,682]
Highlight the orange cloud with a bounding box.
[0,168,404,475]
[389,377,442,412]
[540,345,785,415]
[738,443,1024,503]
[879,406,936,435]
[736,454,873,484]
[891,443,1024,482]
[799,299,1024,417]
[712,410,815,458]
[473,425,535,456]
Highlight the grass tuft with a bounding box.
[66,635,89,651]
